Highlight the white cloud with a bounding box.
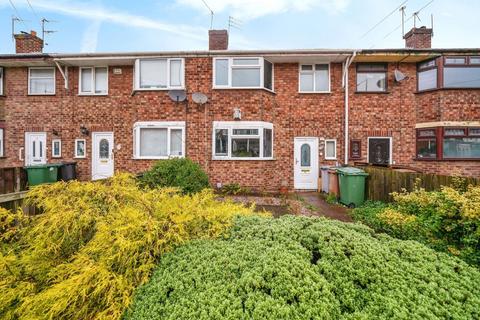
[81,19,102,52]
[176,0,349,20]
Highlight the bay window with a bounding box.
[134,58,184,90]
[416,127,480,160]
[79,67,108,95]
[28,67,55,95]
[299,64,330,92]
[213,57,273,90]
[416,129,437,159]
[213,121,273,160]
[417,59,437,91]
[356,63,387,92]
[133,122,185,159]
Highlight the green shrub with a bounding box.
[125,216,480,320]
[352,185,480,266]
[139,158,209,194]
[0,174,255,320]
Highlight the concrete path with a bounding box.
[297,192,353,222]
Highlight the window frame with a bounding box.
[134,58,185,91]
[133,121,186,160]
[0,127,4,157]
[52,139,62,158]
[355,63,388,93]
[78,66,109,95]
[298,63,331,93]
[417,58,439,92]
[28,67,56,95]
[324,139,337,160]
[416,128,439,160]
[212,57,274,91]
[74,139,86,158]
[212,121,274,160]
[0,67,3,96]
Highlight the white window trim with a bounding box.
[0,67,3,96]
[52,139,61,158]
[78,67,109,95]
[298,63,331,93]
[212,121,274,160]
[28,67,56,95]
[74,139,86,158]
[367,137,393,165]
[0,128,4,157]
[133,121,186,159]
[134,58,185,91]
[324,139,337,160]
[212,57,274,92]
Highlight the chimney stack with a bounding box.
[404,26,433,49]
[14,30,43,54]
[208,30,228,50]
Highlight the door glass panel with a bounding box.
[99,139,109,159]
[39,141,42,158]
[32,141,36,157]
[301,143,311,166]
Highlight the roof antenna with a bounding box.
[228,16,242,33]
[399,5,406,38]
[41,18,57,48]
[431,14,434,37]
[11,16,21,41]
[413,11,421,28]
[201,0,214,29]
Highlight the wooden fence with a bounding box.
[357,165,480,202]
[0,167,36,213]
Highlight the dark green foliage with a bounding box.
[125,216,480,320]
[139,158,209,194]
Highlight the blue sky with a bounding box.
[0,0,478,54]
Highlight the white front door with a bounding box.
[25,132,47,166]
[294,137,319,189]
[92,132,114,180]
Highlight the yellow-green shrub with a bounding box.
[0,173,256,319]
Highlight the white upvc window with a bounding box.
[74,139,86,158]
[213,57,274,90]
[134,58,184,90]
[325,139,337,160]
[0,128,4,157]
[212,121,273,160]
[133,121,185,159]
[52,139,61,158]
[0,67,3,95]
[28,67,55,95]
[79,67,108,95]
[299,63,330,93]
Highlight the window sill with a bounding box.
[414,157,480,162]
[298,91,331,94]
[28,93,56,96]
[415,87,480,94]
[73,157,86,159]
[133,87,185,92]
[354,91,390,94]
[212,157,275,161]
[133,156,184,160]
[213,87,275,94]
[78,93,108,96]
[325,158,337,160]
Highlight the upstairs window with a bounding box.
[133,122,185,159]
[299,64,330,92]
[443,56,480,88]
[356,63,387,92]
[213,57,273,90]
[28,67,55,95]
[417,59,438,91]
[0,67,3,95]
[134,58,184,90]
[79,67,108,95]
[213,121,273,160]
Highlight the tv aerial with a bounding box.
[192,92,208,105]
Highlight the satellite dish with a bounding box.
[394,69,407,82]
[192,92,208,104]
[168,90,187,102]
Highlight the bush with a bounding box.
[352,185,480,266]
[125,216,480,320]
[139,158,209,194]
[0,174,255,320]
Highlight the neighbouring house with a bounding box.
[0,27,478,191]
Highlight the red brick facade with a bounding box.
[14,31,43,54]
[404,27,433,49]
[0,49,479,190]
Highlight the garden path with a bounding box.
[298,192,353,222]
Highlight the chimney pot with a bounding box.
[209,30,228,50]
[404,26,433,49]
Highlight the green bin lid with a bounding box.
[336,167,369,176]
[24,163,63,169]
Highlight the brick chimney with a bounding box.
[208,30,228,50]
[404,26,433,49]
[14,30,43,54]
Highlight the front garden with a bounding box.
[1,159,479,319]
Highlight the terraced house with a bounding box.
[0,27,479,190]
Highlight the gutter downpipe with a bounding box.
[343,50,358,165]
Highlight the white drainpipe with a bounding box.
[343,51,357,165]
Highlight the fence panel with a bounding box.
[358,165,480,202]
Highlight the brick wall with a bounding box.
[14,32,43,54]
[0,56,479,190]
[404,27,433,49]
